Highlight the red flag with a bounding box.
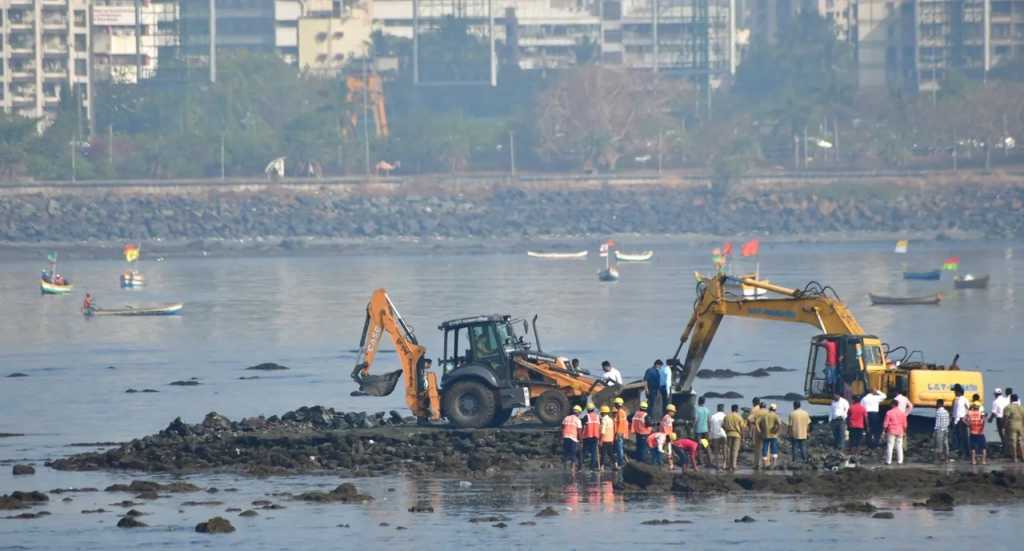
[740,239,760,257]
[722,242,733,256]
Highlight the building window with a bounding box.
[74,34,87,51]
[74,10,86,27]
[75,59,87,76]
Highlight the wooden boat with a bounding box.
[869,293,942,306]
[120,270,145,288]
[954,274,989,289]
[614,250,654,262]
[527,250,588,259]
[40,279,73,295]
[903,269,941,281]
[598,267,620,282]
[83,303,184,317]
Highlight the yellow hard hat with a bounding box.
[700,438,710,449]
[668,433,677,441]
[666,404,677,413]
[587,402,596,410]
[639,401,649,409]
[572,405,583,413]
[600,405,611,414]
[613,397,625,406]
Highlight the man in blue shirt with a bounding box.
[658,360,672,418]
[644,360,664,418]
[694,396,710,466]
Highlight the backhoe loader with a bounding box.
[350,289,643,429]
[667,273,984,418]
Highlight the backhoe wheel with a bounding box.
[534,390,570,426]
[443,380,497,429]
[490,408,514,428]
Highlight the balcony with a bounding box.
[42,15,69,29]
[43,39,69,55]
[9,63,37,79]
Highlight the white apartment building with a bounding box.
[90,0,178,83]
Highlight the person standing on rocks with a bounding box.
[788,401,811,464]
[847,396,868,452]
[612,397,630,468]
[660,404,676,436]
[723,405,745,471]
[967,403,987,465]
[582,403,601,470]
[829,393,849,450]
[694,397,711,466]
[757,403,782,469]
[1002,394,1024,462]
[599,405,615,471]
[600,361,623,386]
[644,361,663,418]
[709,404,727,469]
[860,389,885,448]
[562,405,584,472]
[933,398,951,463]
[952,385,970,459]
[988,388,1010,451]
[746,398,765,470]
[884,400,908,465]
[658,361,672,417]
[631,401,652,462]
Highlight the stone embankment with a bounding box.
[1,173,1022,244]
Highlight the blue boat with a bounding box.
[903,269,941,281]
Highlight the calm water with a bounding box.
[1,239,1022,549]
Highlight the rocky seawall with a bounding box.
[1,174,1022,244]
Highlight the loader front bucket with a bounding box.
[352,369,403,396]
[590,381,646,410]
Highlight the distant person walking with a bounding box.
[723,405,745,471]
[884,401,908,465]
[952,385,970,458]
[1003,394,1024,463]
[967,403,987,465]
[631,401,652,462]
[561,405,583,472]
[709,404,727,469]
[829,393,849,450]
[860,389,885,448]
[934,398,951,463]
[788,400,811,464]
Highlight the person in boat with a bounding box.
[81,293,94,313]
[54,273,65,285]
[41,270,51,283]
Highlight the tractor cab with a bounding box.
[804,333,890,404]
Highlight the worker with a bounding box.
[860,388,885,448]
[822,339,839,394]
[883,398,908,465]
[1002,393,1024,463]
[952,385,970,459]
[562,405,584,472]
[788,400,811,463]
[746,398,765,470]
[81,293,94,313]
[722,404,745,471]
[847,395,868,451]
[829,393,849,450]
[967,403,987,465]
[894,391,913,415]
[582,403,601,470]
[670,435,700,472]
[660,404,676,436]
[612,397,629,468]
[971,393,985,412]
[757,403,782,469]
[658,360,672,414]
[599,405,615,471]
[647,431,669,466]
[694,396,711,466]
[708,403,727,470]
[988,387,1010,450]
[570,358,582,375]
[631,400,652,462]
[600,361,623,386]
[644,360,663,417]
[934,398,951,464]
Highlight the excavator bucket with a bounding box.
[352,369,403,397]
[590,381,646,410]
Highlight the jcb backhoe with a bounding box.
[667,273,984,418]
[350,289,643,429]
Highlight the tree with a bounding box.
[0,114,38,179]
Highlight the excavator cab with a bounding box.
[804,334,888,404]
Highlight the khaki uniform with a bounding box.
[722,412,746,470]
[746,406,765,469]
[1004,403,1024,461]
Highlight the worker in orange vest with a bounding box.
[631,401,652,462]
[599,405,615,471]
[581,402,601,470]
[661,404,677,435]
[612,397,630,468]
[562,405,584,473]
[647,431,671,466]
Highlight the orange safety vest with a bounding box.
[582,411,600,439]
[614,409,629,437]
[647,432,664,450]
[600,416,614,443]
[632,411,651,435]
[660,414,674,434]
[561,415,581,442]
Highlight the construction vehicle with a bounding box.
[667,273,983,417]
[350,289,642,429]
[345,74,389,138]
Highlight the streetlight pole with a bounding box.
[362,55,371,177]
[508,130,516,174]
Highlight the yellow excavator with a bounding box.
[351,289,643,429]
[667,273,984,416]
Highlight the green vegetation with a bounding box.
[1,14,1022,181]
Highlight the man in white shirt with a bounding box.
[989,388,1011,449]
[952,385,970,459]
[860,389,885,448]
[829,393,849,449]
[708,404,727,469]
[600,361,623,386]
[894,392,913,414]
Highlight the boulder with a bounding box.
[246,362,289,371]
[535,506,559,517]
[195,516,236,534]
[202,412,233,432]
[621,461,672,489]
[12,464,35,476]
[239,510,258,517]
[294,483,373,503]
[117,516,147,528]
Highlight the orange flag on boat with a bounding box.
[599,240,615,257]
[740,239,760,257]
[123,244,140,263]
[722,242,734,256]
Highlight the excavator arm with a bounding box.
[351,289,441,420]
[669,274,864,394]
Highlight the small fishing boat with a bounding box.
[120,270,145,288]
[954,274,989,289]
[598,266,620,282]
[598,239,619,281]
[869,293,942,306]
[614,250,654,262]
[527,250,588,259]
[903,269,941,281]
[83,302,184,317]
[40,252,72,294]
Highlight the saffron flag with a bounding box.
[722,242,734,256]
[942,256,960,270]
[894,240,908,254]
[740,239,760,257]
[123,244,140,263]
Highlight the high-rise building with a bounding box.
[0,0,92,125]
[90,0,178,83]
